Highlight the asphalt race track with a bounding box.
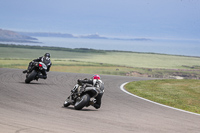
[0,68,200,133]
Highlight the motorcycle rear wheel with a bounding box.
[74,94,90,110]
[25,70,37,83]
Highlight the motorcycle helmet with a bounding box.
[42,53,51,66]
[44,53,50,58]
[93,74,100,80]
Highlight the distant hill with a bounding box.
[18,31,151,41]
[0,28,152,43]
[19,32,75,38]
[0,29,38,43]
[19,32,108,39]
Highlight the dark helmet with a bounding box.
[44,53,50,58]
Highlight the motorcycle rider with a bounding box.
[23,53,52,79]
[77,74,104,109]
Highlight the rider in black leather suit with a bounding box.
[77,74,104,109]
[23,53,52,79]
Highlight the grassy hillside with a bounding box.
[1,44,200,78]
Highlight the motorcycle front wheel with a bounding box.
[74,94,90,110]
[25,70,37,83]
[63,97,71,107]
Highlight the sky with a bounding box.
[0,0,200,40]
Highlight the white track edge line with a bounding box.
[120,82,200,116]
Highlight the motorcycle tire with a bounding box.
[74,94,90,110]
[25,70,37,83]
[63,98,71,107]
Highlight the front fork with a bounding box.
[66,93,77,105]
[67,85,84,105]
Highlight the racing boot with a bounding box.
[23,66,33,73]
[23,70,27,73]
[23,69,32,74]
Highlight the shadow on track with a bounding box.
[62,106,98,111]
[18,81,48,85]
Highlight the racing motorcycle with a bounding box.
[63,83,100,110]
[25,62,47,83]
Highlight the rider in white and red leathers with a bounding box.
[77,74,104,109]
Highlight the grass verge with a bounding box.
[125,79,200,114]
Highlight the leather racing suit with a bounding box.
[77,78,104,109]
[26,56,52,79]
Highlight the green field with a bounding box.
[125,79,200,114]
[1,46,200,69]
[1,44,200,78]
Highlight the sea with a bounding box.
[1,37,200,57]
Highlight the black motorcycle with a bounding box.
[25,62,47,83]
[63,83,100,110]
